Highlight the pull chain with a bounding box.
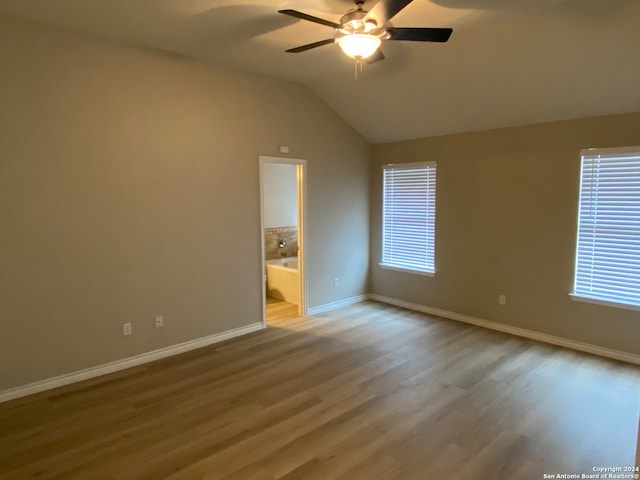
[354,56,364,80]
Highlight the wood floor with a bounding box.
[1,301,639,479]
[266,297,299,323]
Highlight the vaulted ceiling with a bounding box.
[1,0,639,143]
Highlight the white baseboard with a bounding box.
[0,322,265,404]
[308,294,368,315]
[5,294,637,404]
[369,294,640,366]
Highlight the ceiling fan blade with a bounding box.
[278,9,341,29]
[285,39,335,53]
[386,27,453,42]
[367,49,386,64]
[366,0,413,25]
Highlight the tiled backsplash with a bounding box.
[265,226,298,260]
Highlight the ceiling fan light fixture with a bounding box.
[337,34,381,59]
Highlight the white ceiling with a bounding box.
[1,0,639,143]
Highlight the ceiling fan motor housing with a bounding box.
[340,7,377,34]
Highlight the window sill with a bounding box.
[569,294,640,313]
[379,263,435,277]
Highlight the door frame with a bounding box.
[259,156,308,326]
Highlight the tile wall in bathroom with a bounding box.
[265,226,298,260]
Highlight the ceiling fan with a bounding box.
[278,0,453,64]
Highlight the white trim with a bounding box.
[581,145,640,157]
[382,161,436,169]
[308,295,368,315]
[0,323,264,404]
[259,156,308,325]
[259,156,307,166]
[297,162,309,318]
[369,294,640,366]
[379,263,435,277]
[570,294,640,313]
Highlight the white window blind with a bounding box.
[381,162,436,274]
[572,147,640,309]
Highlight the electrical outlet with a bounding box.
[498,295,507,306]
[155,315,164,328]
[123,322,132,336]
[334,277,340,287]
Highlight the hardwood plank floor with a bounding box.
[1,301,639,479]
[266,297,299,324]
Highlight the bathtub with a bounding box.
[266,257,299,305]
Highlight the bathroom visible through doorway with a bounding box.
[259,156,307,325]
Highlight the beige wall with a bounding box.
[371,113,640,355]
[0,16,370,391]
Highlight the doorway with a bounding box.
[260,156,307,326]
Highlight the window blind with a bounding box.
[381,162,436,274]
[573,147,640,308]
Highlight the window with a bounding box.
[381,162,436,275]
[572,146,640,310]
